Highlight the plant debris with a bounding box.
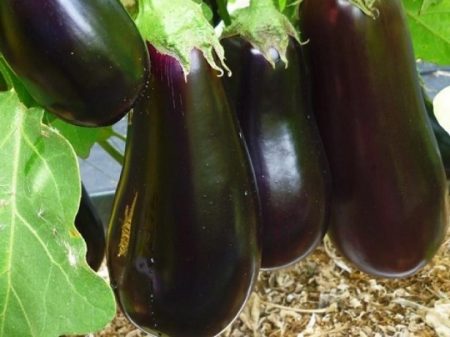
[85,227,450,337]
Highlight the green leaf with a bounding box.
[277,0,287,11]
[48,118,114,159]
[0,57,36,107]
[201,2,215,22]
[0,91,116,337]
[191,0,214,22]
[136,0,229,76]
[403,0,450,64]
[420,0,443,12]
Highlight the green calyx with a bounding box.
[221,0,301,68]
[135,0,229,77]
[349,0,379,19]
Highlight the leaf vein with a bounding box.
[21,131,64,213]
[0,110,23,336]
[11,286,36,337]
[15,211,104,312]
[0,128,17,151]
[406,9,450,45]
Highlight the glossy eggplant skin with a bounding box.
[222,37,330,270]
[107,46,261,337]
[300,0,448,277]
[0,0,148,127]
[75,185,106,271]
[424,90,450,178]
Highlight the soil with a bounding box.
[84,231,450,337]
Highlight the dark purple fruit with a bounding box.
[107,45,260,337]
[222,37,330,269]
[300,0,448,277]
[0,0,148,126]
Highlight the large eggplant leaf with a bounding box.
[48,118,114,159]
[420,0,444,12]
[403,0,450,64]
[0,90,115,337]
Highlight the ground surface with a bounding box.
[87,231,450,337]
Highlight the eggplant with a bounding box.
[75,185,106,271]
[107,45,261,337]
[299,0,448,277]
[222,37,330,270]
[0,0,148,127]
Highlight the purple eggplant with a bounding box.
[0,0,148,126]
[222,37,331,269]
[299,0,448,277]
[75,185,105,271]
[107,45,260,337]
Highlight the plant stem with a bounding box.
[217,0,231,26]
[111,130,127,142]
[98,140,124,165]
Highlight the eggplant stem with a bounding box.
[217,0,231,26]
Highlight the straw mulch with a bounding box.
[89,228,450,337]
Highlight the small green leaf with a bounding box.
[49,118,114,159]
[135,0,229,76]
[0,91,116,337]
[191,0,214,22]
[277,0,287,11]
[403,0,450,64]
[201,2,215,22]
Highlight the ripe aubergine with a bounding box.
[75,185,106,271]
[107,45,260,337]
[0,0,148,127]
[222,37,330,269]
[300,0,448,277]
